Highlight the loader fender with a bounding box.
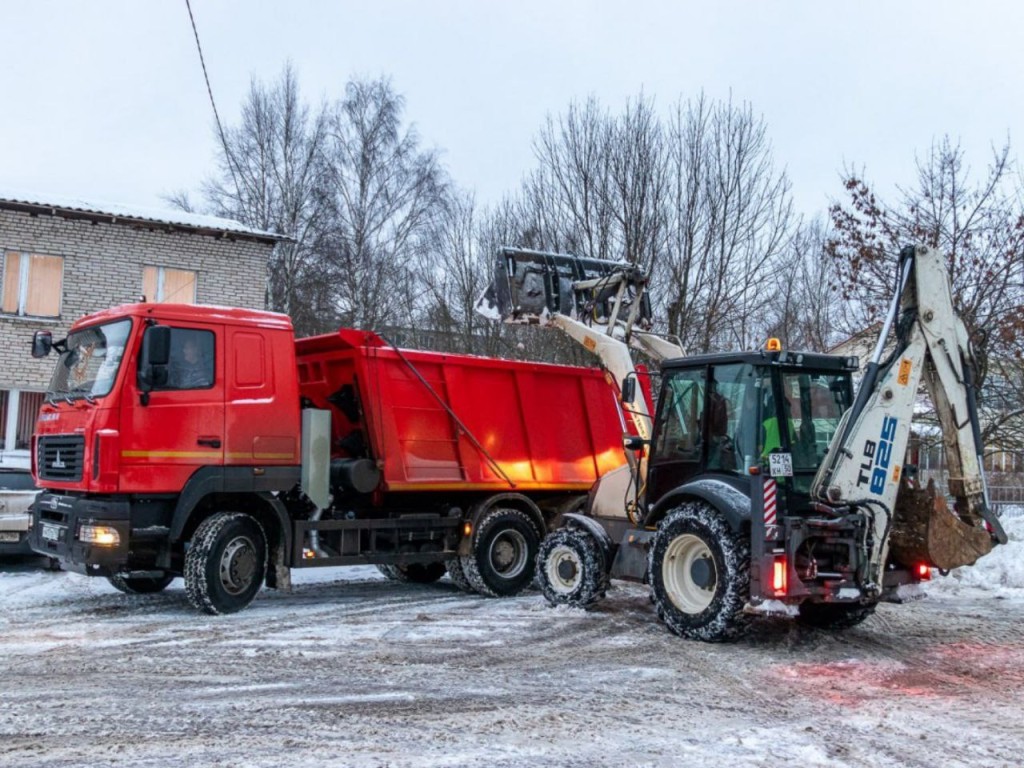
[560,512,615,569]
[457,493,545,556]
[647,477,751,533]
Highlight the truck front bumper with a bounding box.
[29,493,131,576]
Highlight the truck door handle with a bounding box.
[197,438,222,449]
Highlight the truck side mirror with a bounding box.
[137,325,171,393]
[621,376,637,404]
[31,330,53,358]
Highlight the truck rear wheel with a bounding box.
[107,573,175,595]
[461,507,541,597]
[798,601,878,630]
[446,557,473,592]
[649,501,750,642]
[185,512,267,615]
[536,527,609,608]
[376,562,447,583]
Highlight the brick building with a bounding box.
[0,192,280,461]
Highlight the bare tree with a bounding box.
[658,93,793,352]
[765,218,848,351]
[827,137,1024,446]
[319,78,447,332]
[197,64,331,332]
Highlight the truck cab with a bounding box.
[30,303,301,587]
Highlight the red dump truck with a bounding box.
[27,303,630,613]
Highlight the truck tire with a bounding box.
[536,527,609,609]
[461,507,541,597]
[376,564,403,581]
[798,601,878,630]
[446,557,473,592]
[185,512,267,615]
[107,573,175,595]
[649,501,751,642]
[376,562,447,583]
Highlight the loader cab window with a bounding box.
[775,370,853,489]
[707,364,758,473]
[157,329,215,390]
[653,368,703,462]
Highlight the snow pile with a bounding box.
[927,513,1024,595]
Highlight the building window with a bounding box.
[143,266,197,304]
[2,252,63,317]
[0,389,45,452]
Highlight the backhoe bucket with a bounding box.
[889,479,994,570]
[476,247,652,327]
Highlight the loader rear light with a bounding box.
[915,563,931,581]
[463,522,472,537]
[772,556,788,595]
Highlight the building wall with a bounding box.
[0,208,271,391]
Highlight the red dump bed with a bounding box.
[295,329,628,492]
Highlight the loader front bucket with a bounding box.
[889,479,994,570]
[476,247,651,326]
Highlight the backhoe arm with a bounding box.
[812,245,1005,590]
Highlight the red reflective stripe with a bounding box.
[764,478,777,525]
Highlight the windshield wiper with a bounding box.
[68,385,98,405]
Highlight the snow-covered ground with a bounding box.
[2,518,1023,767]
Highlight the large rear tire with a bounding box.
[798,601,878,630]
[185,512,267,615]
[107,573,175,595]
[649,501,750,642]
[536,527,609,608]
[460,507,541,597]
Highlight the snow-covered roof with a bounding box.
[0,188,283,244]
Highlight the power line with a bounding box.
[184,0,241,193]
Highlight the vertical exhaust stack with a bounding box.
[476,247,653,332]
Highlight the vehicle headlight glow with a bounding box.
[79,524,120,546]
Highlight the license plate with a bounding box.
[0,531,19,543]
[41,523,63,542]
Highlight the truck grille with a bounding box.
[37,435,85,482]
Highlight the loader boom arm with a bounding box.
[477,247,683,444]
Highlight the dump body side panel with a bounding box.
[294,329,627,492]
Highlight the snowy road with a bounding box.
[2,519,1023,768]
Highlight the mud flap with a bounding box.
[890,479,993,570]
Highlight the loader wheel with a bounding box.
[185,512,266,615]
[107,572,175,595]
[446,557,474,592]
[536,527,609,608]
[798,601,878,630]
[649,501,751,642]
[461,507,541,597]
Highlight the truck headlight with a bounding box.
[79,525,121,546]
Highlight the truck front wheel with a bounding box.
[185,512,267,615]
[461,508,540,597]
[536,527,609,608]
[107,573,175,595]
[649,501,750,642]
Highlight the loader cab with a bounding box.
[646,349,855,515]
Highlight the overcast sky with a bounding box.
[1,1,1020,220]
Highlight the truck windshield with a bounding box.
[46,318,132,402]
